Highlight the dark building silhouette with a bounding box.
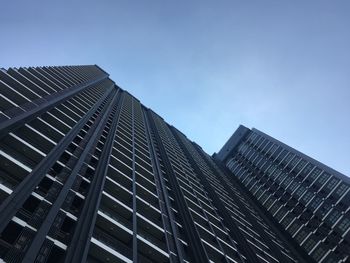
[215,125,350,263]
[0,65,348,263]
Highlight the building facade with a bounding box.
[215,125,350,263]
[0,65,348,263]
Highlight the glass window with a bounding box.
[311,246,326,262]
[317,173,330,185]
[281,153,294,167]
[287,221,302,235]
[266,165,277,176]
[267,144,278,156]
[282,177,293,188]
[295,186,306,198]
[276,173,287,184]
[263,142,273,152]
[288,181,299,192]
[254,156,264,166]
[327,210,341,225]
[249,151,258,161]
[309,197,322,211]
[337,217,350,233]
[238,143,248,153]
[323,177,339,191]
[281,215,293,229]
[255,189,264,198]
[251,133,260,145]
[248,132,257,143]
[271,146,283,160]
[307,167,321,182]
[318,202,332,218]
[300,163,315,178]
[258,139,269,151]
[255,137,265,148]
[333,183,349,198]
[301,191,314,203]
[295,229,308,244]
[271,169,281,180]
[293,159,307,174]
[276,149,288,163]
[289,156,301,169]
[269,202,280,214]
[226,158,236,170]
[275,207,288,221]
[303,236,317,252]
[264,197,275,209]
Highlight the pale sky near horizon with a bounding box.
[1,1,349,175]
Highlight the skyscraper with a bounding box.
[215,126,350,263]
[0,65,348,263]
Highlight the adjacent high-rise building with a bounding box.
[215,126,350,263]
[0,65,348,263]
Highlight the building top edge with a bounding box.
[252,128,350,184]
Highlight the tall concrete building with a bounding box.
[215,126,350,263]
[0,65,348,263]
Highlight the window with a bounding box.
[288,181,299,192]
[327,210,341,225]
[337,217,350,233]
[45,245,65,263]
[281,215,293,229]
[333,183,349,198]
[251,133,259,144]
[266,144,278,156]
[258,139,269,151]
[324,177,339,192]
[289,156,301,169]
[269,203,280,214]
[266,165,277,176]
[301,191,313,204]
[281,153,294,166]
[276,149,288,163]
[271,146,283,160]
[238,143,248,153]
[309,197,322,211]
[271,169,281,180]
[275,207,288,220]
[311,246,326,261]
[307,167,321,182]
[276,173,287,184]
[287,221,302,235]
[248,132,257,142]
[226,159,236,170]
[303,236,317,252]
[1,221,23,244]
[295,186,306,198]
[294,160,307,174]
[295,229,308,244]
[262,142,273,153]
[282,177,292,187]
[318,202,332,218]
[317,173,330,185]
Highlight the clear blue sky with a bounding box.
[1,1,349,175]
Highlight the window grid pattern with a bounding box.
[225,131,350,263]
[175,131,299,263]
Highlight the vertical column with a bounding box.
[145,110,209,263]
[64,90,124,263]
[21,88,118,262]
[170,127,260,263]
[131,97,138,263]
[142,106,184,263]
